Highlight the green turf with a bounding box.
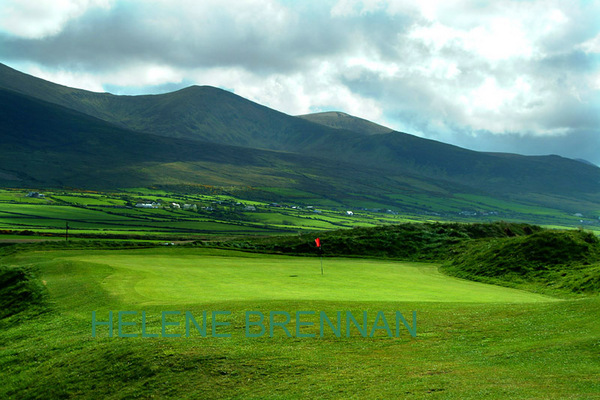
[62,248,555,305]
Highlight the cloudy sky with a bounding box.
[1,0,599,164]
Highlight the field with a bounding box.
[1,188,598,243]
[1,247,599,399]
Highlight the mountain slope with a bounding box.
[0,63,338,150]
[298,109,600,197]
[298,111,394,135]
[302,131,600,197]
[1,87,464,201]
[1,62,599,210]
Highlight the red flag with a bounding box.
[315,237,321,248]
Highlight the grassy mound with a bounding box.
[212,221,540,261]
[0,266,47,320]
[441,229,600,295]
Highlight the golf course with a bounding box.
[1,243,598,399]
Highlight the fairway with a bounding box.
[64,248,555,304]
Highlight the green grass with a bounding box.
[453,193,562,215]
[62,248,554,304]
[51,194,127,206]
[1,246,598,399]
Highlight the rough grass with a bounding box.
[214,221,542,261]
[0,265,47,320]
[441,229,600,295]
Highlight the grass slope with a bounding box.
[442,229,600,295]
[298,111,394,135]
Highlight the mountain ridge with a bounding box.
[1,62,599,212]
[1,87,470,201]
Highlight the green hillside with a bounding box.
[1,62,600,220]
[1,62,599,206]
[0,63,339,150]
[0,88,459,203]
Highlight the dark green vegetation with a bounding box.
[0,265,47,320]
[217,221,541,259]
[442,229,600,295]
[1,62,600,221]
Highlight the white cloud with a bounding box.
[21,62,188,94]
[464,19,532,61]
[25,65,106,92]
[580,33,600,54]
[331,0,387,17]
[468,77,511,111]
[408,16,535,61]
[0,0,113,39]
[181,63,384,122]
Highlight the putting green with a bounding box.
[64,249,556,305]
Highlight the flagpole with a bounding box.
[320,252,323,275]
[315,237,323,275]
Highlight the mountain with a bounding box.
[298,112,393,135]
[1,87,464,201]
[1,62,599,212]
[575,158,597,167]
[0,63,336,150]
